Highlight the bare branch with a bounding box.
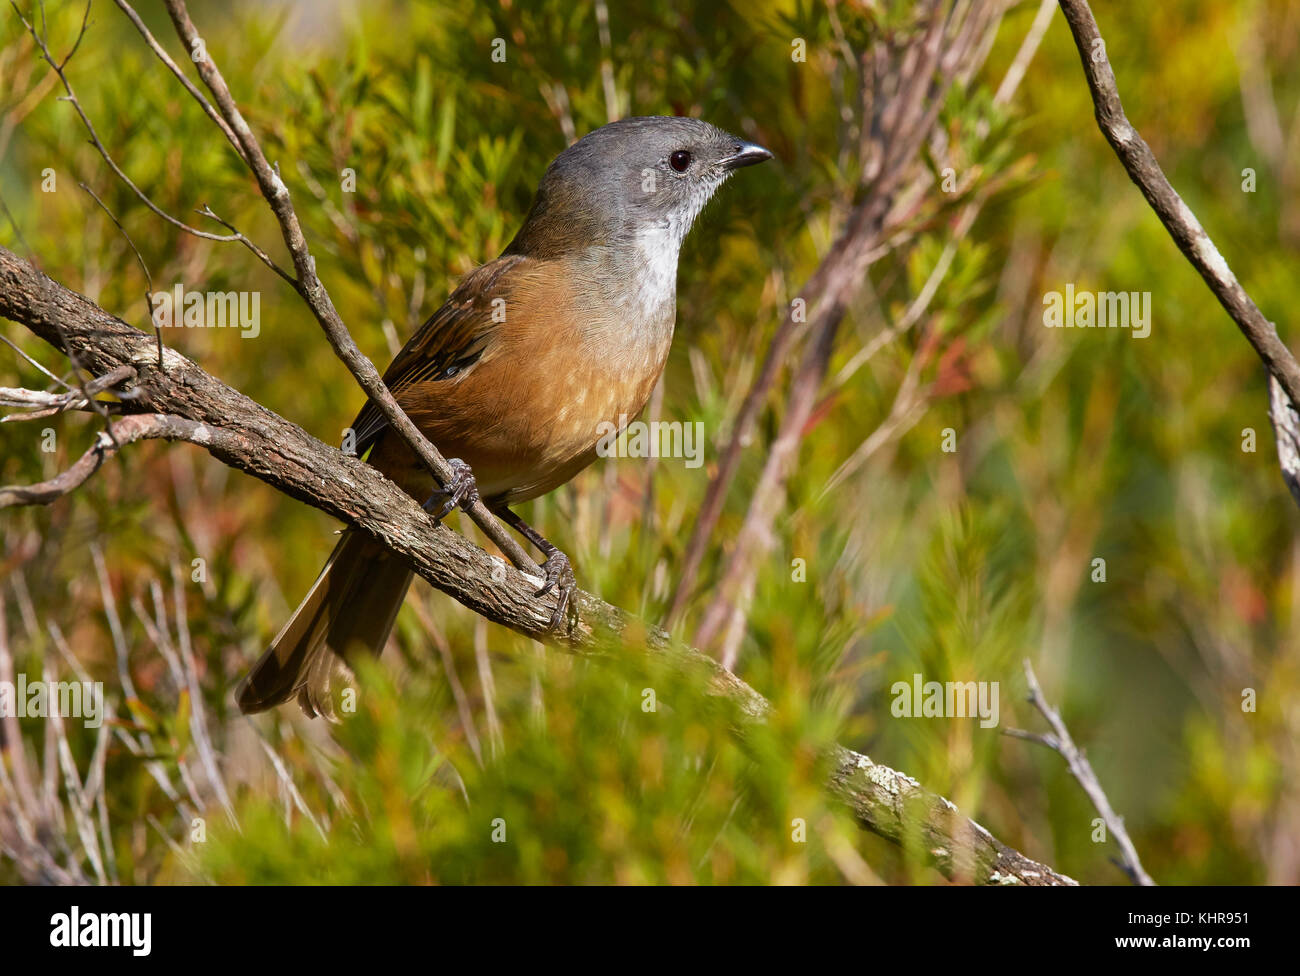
[193,204,296,286]
[0,362,134,421]
[54,0,91,72]
[691,0,991,651]
[1056,0,1300,497]
[109,0,249,164]
[0,333,74,391]
[0,411,199,507]
[157,0,541,578]
[666,0,1047,630]
[77,182,163,364]
[821,344,930,498]
[0,190,33,259]
[1268,374,1300,507]
[1005,658,1155,886]
[828,742,1074,885]
[10,1,243,245]
[993,0,1056,107]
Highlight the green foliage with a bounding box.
[197,642,861,885]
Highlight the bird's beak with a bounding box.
[721,140,773,170]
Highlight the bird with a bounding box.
[235,116,772,718]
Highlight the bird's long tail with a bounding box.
[235,529,413,718]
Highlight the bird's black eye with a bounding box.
[669,150,692,172]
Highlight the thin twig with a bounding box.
[0,412,196,507]
[411,594,484,766]
[110,0,248,163]
[1004,658,1155,886]
[195,204,295,285]
[11,2,243,245]
[257,740,326,840]
[78,182,163,365]
[157,0,543,583]
[0,362,134,422]
[820,345,930,497]
[169,566,236,827]
[0,333,75,391]
[0,189,33,258]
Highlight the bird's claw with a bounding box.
[537,550,577,632]
[424,457,479,523]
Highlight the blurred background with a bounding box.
[1,0,1298,884]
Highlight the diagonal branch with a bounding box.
[10,2,238,246]
[0,241,1073,885]
[1268,374,1300,506]
[675,0,1049,648]
[110,0,248,165]
[152,0,541,579]
[1056,0,1300,502]
[8,1,293,288]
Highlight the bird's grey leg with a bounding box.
[493,505,577,632]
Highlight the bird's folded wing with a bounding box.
[348,253,528,454]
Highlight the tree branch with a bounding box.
[0,241,1074,885]
[9,1,247,248]
[110,0,249,165]
[1056,0,1300,502]
[0,412,201,507]
[0,362,133,421]
[1005,659,1155,886]
[152,0,541,579]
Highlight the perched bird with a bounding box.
[236,116,771,717]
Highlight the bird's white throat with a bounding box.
[630,222,683,323]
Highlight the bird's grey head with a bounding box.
[506,116,771,260]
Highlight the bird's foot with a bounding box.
[492,505,579,633]
[423,457,479,523]
[536,548,577,632]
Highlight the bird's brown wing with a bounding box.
[349,254,528,454]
